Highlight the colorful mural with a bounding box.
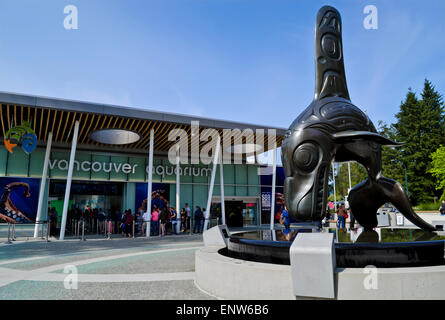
[0,177,39,223]
[135,183,170,213]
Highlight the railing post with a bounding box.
[6,223,12,244]
[108,221,112,239]
[132,220,135,238]
[46,220,50,242]
[81,219,85,241]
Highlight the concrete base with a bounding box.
[290,233,335,299]
[195,246,445,300]
[203,225,230,247]
[195,246,294,300]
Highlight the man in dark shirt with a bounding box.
[194,206,203,233]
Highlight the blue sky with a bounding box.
[0,0,443,131]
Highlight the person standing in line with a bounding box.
[105,209,113,236]
[180,208,186,233]
[185,203,191,232]
[121,210,128,237]
[142,209,151,237]
[135,211,143,236]
[151,206,159,236]
[49,207,58,236]
[201,208,208,232]
[160,207,168,236]
[194,206,203,233]
[171,207,178,235]
[166,207,172,234]
[98,208,105,233]
[124,209,134,237]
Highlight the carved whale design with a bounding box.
[281,6,435,232]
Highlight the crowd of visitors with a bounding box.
[64,202,210,238]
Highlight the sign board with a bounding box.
[396,214,404,226]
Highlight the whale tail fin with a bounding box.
[314,6,350,101]
[349,177,437,232]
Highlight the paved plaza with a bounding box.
[0,233,216,300]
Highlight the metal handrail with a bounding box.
[81,218,86,241]
[34,220,50,242]
[5,222,12,244]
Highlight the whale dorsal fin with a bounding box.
[332,131,403,146]
[314,6,350,101]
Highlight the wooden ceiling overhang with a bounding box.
[0,92,285,156]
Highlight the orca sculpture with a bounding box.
[281,6,435,232]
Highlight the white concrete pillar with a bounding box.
[219,151,226,225]
[59,121,79,240]
[204,136,221,232]
[176,145,181,234]
[34,132,53,238]
[270,144,277,230]
[146,129,154,238]
[348,162,352,191]
[332,162,337,210]
[332,162,338,241]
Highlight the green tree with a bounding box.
[378,121,403,184]
[336,162,367,197]
[429,146,445,201]
[392,80,444,204]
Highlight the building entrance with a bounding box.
[48,181,124,229]
[211,197,259,227]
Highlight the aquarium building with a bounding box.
[0,91,285,239]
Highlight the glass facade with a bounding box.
[0,146,263,223]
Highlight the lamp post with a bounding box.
[391,159,409,197]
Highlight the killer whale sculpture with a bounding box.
[281,6,435,232]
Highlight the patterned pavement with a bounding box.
[0,234,215,300]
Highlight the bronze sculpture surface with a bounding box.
[281,6,435,232]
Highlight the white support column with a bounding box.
[270,144,277,230]
[176,144,181,234]
[219,150,226,225]
[332,162,337,210]
[204,136,221,232]
[146,129,154,238]
[332,162,338,241]
[59,121,79,240]
[34,132,53,238]
[348,162,352,191]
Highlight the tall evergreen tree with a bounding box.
[336,162,367,198]
[378,121,403,184]
[393,80,444,204]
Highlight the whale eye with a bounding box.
[284,130,291,138]
[293,143,319,172]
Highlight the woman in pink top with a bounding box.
[151,206,159,236]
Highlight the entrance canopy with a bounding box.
[0,91,285,155]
